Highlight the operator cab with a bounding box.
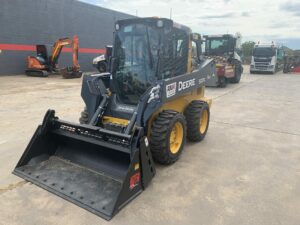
[83,18,197,127]
[111,18,191,106]
[35,45,49,65]
[204,34,236,57]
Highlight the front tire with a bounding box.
[97,62,107,73]
[230,62,242,83]
[184,101,210,142]
[218,76,227,88]
[150,110,186,165]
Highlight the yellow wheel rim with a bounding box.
[200,109,209,134]
[169,122,184,154]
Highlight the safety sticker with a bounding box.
[144,137,149,147]
[130,172,140,190]
[134,163,140,171]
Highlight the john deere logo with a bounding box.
[178,78,195,91]
[166,82,176,98]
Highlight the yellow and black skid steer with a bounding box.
[13,18,215,220]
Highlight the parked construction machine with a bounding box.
[25,35,82,78]
[14,18,215,220]
[92,45,113,72]
[283,53,300,73]
[203,33,243,87]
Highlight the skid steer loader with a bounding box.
[13,18,215,220]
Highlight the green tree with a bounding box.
[241,41,255,57]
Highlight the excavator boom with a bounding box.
[50,37,72,68]
[72,35,80,69]
[60,35,82,79]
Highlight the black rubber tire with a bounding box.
[230,62,242,83]
[97,62,107,73]
[150,110,186,165]
[218,76,227,88]
[184,100,210,142]
[79,107,89,124]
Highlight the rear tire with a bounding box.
[79,107,89,124]
[184,101,210,142]
[218,76,227,88]
[150,110,186,165]
[230,61,242,83]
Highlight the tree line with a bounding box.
[241,41,256,57]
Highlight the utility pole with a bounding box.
[170,8,172,19]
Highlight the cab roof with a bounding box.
[116,17,191,33]
[203,34,235,39]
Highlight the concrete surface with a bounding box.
[0,67,300,225]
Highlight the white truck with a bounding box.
[250,42,284,74]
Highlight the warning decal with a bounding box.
[130,172,140,190]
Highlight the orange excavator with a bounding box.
[25,35,82,78]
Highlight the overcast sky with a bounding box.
[80,0,300,49]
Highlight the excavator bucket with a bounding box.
[13,110,155,220]
[60,67,82,79]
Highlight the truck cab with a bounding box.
[250,42,284,74]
